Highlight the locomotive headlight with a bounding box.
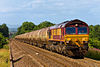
[66,40,72,44]
[75,24,78,27]
[66,41,69,43]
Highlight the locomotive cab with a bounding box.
[64,20,89,54]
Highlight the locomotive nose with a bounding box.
[65,35,89,47]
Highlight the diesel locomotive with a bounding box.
[15,19,89,57]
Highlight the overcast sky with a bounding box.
[0,0,100,28]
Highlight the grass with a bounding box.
[85,48,100,60]
[0,47,10,67]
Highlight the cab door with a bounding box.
[61,28,64,40]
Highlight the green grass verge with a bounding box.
[85,48,100,60]
[0,47,10,67]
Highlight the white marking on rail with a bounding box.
[36,53,39,55]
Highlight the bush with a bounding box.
[85,48,100,60]
[89,39,100,49]
[0,33,8,48]
[3,45,9,50]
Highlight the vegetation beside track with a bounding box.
[89,25,100,49]
[85,48,100,60]
[85,25,100,60]
[0,24,9,48]
[0,24,9,67]
[0,46,10,67]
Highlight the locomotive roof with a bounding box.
[49,19,87,29]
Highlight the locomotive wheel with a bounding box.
[46,44,50,50]
[37,43,43,48]
[34,43,37,46]
[30,41,33,45]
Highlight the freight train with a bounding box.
[15,19,89,57]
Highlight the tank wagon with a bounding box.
[15,19,89,57]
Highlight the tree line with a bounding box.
[0,24,9,48]
[0,21,99,50]
[15,21,100,49]
[16,21,55,35]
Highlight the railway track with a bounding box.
[10,39,100,67]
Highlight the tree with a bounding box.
[33,26,39,30]
[94,25,100,40]
[16,22,36,35]
[0,33,7,48]
[38,21,55,29]
[16,26,23,35]
[89,25,100,49]
[0,24,9,37]
[16,21,55,35]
